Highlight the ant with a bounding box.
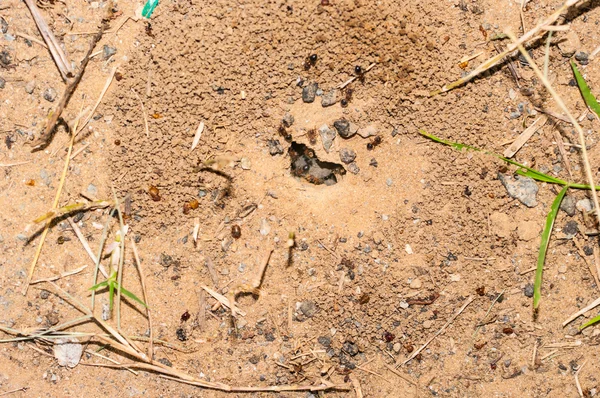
[303,54,318,71]
[306,128,317,145]
[340,88,353,108]
[278,124,292,142]
[354,65,365,82]
[145,22,154,38]
[366,136,381,150]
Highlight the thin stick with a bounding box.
[503,116,547,158]
[435,0,580,94]
[0,161,32,167]
[508,31,600,228]
[111,187,126,330]
[562,296,600,326]
[543,31,553,79]
[22,0,73,80]
[75,67,117,137]
[531,339,538,368]
[15,31,47,48]
[400,296,475,366]
[338,63,376,89]
[575,360,586,397]
[131,88,149,137]
[67,218,99,265]
[473,290,504,340]
[30,264,87,284]
[553,128,573,178]
[253,248,274,288]
[30,23,106,150]
[70,143,91,160]
[131,238,153,362]
[0,387,28,397]
[385,365,417,385]
[84,349,138,375]
[23,114,78,294]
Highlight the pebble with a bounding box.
[333,119,351,138]
[25,80,36,94]
[576,199,593,213]
[267,139,284,156]
[422,320,432,329]
[399,301,409,309]
[318,336,331,347]
[240,157,251,170]
[321,89,337,107]
[16,234,27,241]
[0,17,7,34]
[0,77,5,89]
[302,82,318,103]
[53,338,82,368]
[347,162,359,174]
[523,284,534,298]
[87,183,98,196]
[575,51,589,65]
[386,178,393,187]
[363,245,372,254]
[318,124,336,153]
[509,111,521,120]
[0,50,10,65]
[558,265,567,274]
[238,263,246,273]
[339,148,356,164]
[342,341,359,356]
[562,220,579,237]
[498,173,538,207]
[40,290,50,299]
[43,88,57,102]
[369,158,378,167]
[102,45,117,60]
[409,278,422,289]
[299,300,317,318]
[508,88,516,100]
[40,169,52,186]
[357,125,377,138]
[102,303,110,321]
[405,244,413,254]
[282,113,294,127]
[450,274,461,282]
[259,218,271,235]
[560,195,576,216]
[393,342,402,353]
[315,88,323,96]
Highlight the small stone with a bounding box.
[399,301,409,309]
[422,320,432,329]
[357,125,377,138]
[575,51,589,65]
[40,169,52,186]
[238,263,246,273]
[299,301,317,318]
[321,89,337,107]
[576,199,593,213]
[558,265,567,274]
[240,157,251,170]
[267,139,284,156]
[43,88,57,102]
[508,88,517,100]
[302,82,318,103]
[158,358,172,367]
[315,88,323,96]
[25,80,36,94]
[409,278,422,289]
[259,218,271,235]
[342,341,359,356]
[498,173,538,207]
[450,274,461,282]
[386,178,393,187]
[509,111,521,120]
[333,119,351,138]
[319,124,336,153]
[560,196,577,216]
[16,234,27,241]
[0,50,11,65]
[102,45,117,60]
[393,342,402,353]
[282,113,294,127]
[159,253,175,267]
[339,148,356,164]
[347,162,359,174]
[0,77,5,89]
[40,290,50,299]
[87,183,98,196]
[318,336,331,347]
[0,17,7,34]
[363,244,372,254]
[523,284,534,298]
[562,220,579,237]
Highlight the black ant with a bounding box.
[303,54,318,71]
[278,124,292,142]
[340,88,353,108]
[145,22,154,38]
[366,136,381,150]
[354,65,365,82]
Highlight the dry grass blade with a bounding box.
[131,88,149,137]
[75,67,117,137]
[22,0,73,80]
[507,32,600,228]
[30,264,88,284]
[503,116,548,158]
[200,285,246,316]
[434,0,581,94]
[191,121,204,151]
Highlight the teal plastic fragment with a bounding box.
[142,0,159,18]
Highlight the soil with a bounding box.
[3,0,600,396]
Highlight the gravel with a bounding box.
[498,173,538,207]
[302,82,318,103]
[318,124,336,152]
[321,89,337,107]
[560,195,576,216]
[333,119,354,138]
[267,139,284,155]
[25,80,36,94]
[339,148,356,164]
[102,45,117,60]
[347,162,360,174]
[282,112,294,127]
[43,88,57,102]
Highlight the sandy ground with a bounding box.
[3,0,600,396]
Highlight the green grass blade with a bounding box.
[533,186,568,311]
[580,314,600,330]
[118,285,148,308]
[89,280,109,291]
[571,61,600,118]
[109,281,115,311]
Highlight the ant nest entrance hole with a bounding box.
[288,142,346,186]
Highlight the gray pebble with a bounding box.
[25,80,36,94]
[299,301,317,318]
[386,178,393,186]
[575,51,589,65]
[87,183,98,196]
[523,284,534,298]
[347,162,360,174]
[43,88,57,102]
[339,148,356,164]
[198,190,207,197]
[588,113,595,121]
[498,173,538,207]
[560,195,576,216]
[342,341,359,356]
[363,245,372,254]
[102,45,117,60]
[504,359,512,368]
[40,169,52,186]
[282,113,294,127]
[0,77,5,89]
[318,124,336,153]
[391,127,399,137]
[267,139,284,156]
[16,234,27,241]
[40,290,50,299]
[302,82,318,103]
[321,89,337,107]
[238,263,246,273]
[0,17,7,34]
[562,220,579,237]
[333,119,352,138]
[509,111,521,120]
[315,88,323,96]
[317,336,331,347]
